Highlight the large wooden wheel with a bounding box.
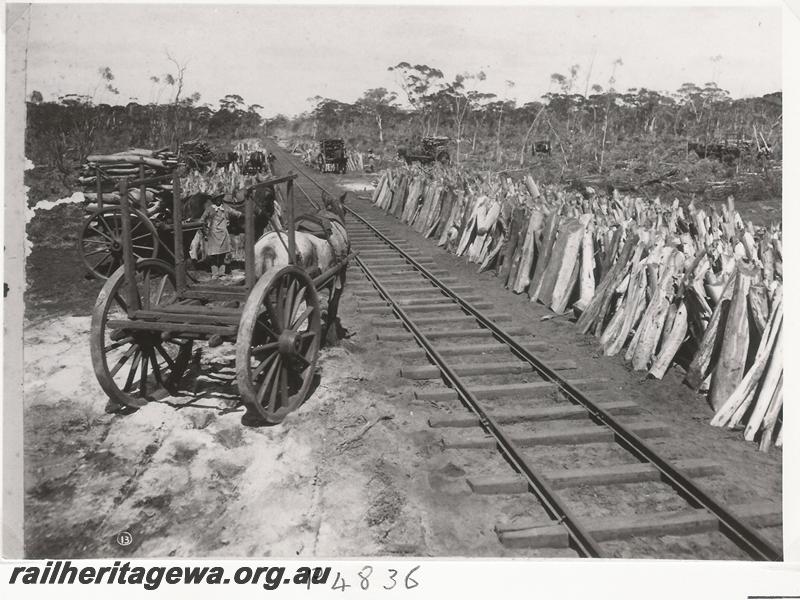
[236,266,322,424]
[90,259,192,409]
[80,206,159,280]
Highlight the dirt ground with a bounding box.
[22,164,781,560]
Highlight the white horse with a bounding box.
[253,191,350,340]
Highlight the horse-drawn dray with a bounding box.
[89,169,352,424]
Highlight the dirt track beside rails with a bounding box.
[22,148,781,559]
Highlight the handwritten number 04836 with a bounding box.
[332,566,419,592]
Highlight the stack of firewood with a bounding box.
[179,139,213,169]
[78,147,177,189]
[370,166,783,450]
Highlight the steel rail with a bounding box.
[346,205,783,562]
[271,142,783,560]
[356,257,605,557]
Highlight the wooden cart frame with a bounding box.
[79,160,204,280]
[90,169,351,424]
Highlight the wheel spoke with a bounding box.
[97,214,119,238]
[105,336,134,352]
[256,313,280,340]
[89,224,116,243]
[154,343,176,371]
[123,349,142,391]
[133,244,155,252]
[253,350,279,379]
[113,292,129,313]
[291,306,315,331]
[252,341,280,354]
[132,233,153,242]
[290,285,308,323]
[258,356,282,411]
[84,248,108,257]
[93,252,114,270]
[283,279,298,328]
[139,347,150,396]
[109,344,138,376]
[275,278,288,329]
[279,367,289,407]
[150,349,164,386]
[83,238,110,247]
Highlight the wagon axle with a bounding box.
[278,329,304,357]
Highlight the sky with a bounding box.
[19,4,782,117]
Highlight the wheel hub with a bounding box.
[278,330,301,357]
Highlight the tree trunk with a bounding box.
[599,99,612,173]
[495,107,503,162]
[519,106,546,167]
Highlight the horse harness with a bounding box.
[293,210,345,241]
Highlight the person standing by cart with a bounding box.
[201,194,242,278]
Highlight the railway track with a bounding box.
[266,140,783,560]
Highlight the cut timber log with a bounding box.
[512,210,546,293]
[648,301,688,379]
[527,208,561,298]
[709,266,753,411]
[540,215,589,313]
[711,293,782,427]
[684,272,737,389]
[499,207,525,286]
[578,217,596,309]
[576,233,638,335]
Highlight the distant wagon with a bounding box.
[686,134,764,164]
[398,136,451,166]
[531,140,552,156]
[316,139,348,174]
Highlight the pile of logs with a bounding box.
[370,166,783,451]
[78,147,178,189]
[179,139,213,168]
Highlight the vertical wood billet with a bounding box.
[245,185,255,289]
[173,171,186,291]
[119,179,138,316]
[96,168,104,209]
[287,179,296,265]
